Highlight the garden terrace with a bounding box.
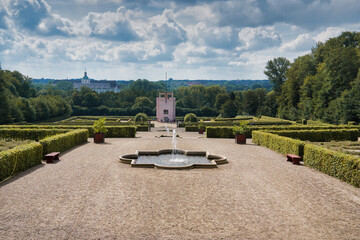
[0,129,359,239]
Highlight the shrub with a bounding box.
[39,129,89,156]
[136,125,149,131]
[105,126,136,137]
[184,113,197,123]
[134,113,148,124]
[267,129,358,142]
[206,127,235,138]
[252,131,305,157]
[303,144,360,188]
[0,128,68,141]
[0,142,43,181]
[185,126,198,132]
[93,117,108,134]
[233,121,249,135]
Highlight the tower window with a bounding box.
[164,110,168,114]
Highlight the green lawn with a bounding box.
[0,139,35,152]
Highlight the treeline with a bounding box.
[69,80,275,118]
[0,70,72,124]
[273,31,360,124]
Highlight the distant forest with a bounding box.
[1,31,360,124]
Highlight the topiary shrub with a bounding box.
[303,144,360,188]
[134,113,148,124]
[184,113,197,123]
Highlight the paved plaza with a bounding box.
[1,124,360,239]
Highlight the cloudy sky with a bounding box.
[0,0,359,80]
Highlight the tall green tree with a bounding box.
[264,57,290,95]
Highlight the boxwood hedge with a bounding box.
[304,144,360,188]
[0,128,68,141]
[39,129,89,156]
[252,130,305,157]
[267,129,359,142]
[0,142,43,182]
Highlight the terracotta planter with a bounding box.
[235,134,246,144]
[94,133,105,143]
[199,129,204,134]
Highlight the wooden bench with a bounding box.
[286,154,301,165]
[45,152,60,163]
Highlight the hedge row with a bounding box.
[39,129,89,156]
[104,126,136,137]
[0,125,137,137]
[206,127,235,138]
[0,129,68,141]
[0,142,43,181]
[304,144,360,188]
[185,126,199,132]
[252,131,305,157]
[267,129,359,142]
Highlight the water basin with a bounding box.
[119,149,227,169]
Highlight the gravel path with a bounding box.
[1,128,360,239]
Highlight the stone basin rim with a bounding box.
[119,148,227,169]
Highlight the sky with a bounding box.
[0,0,360,81]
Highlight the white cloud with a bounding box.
[314,27,345,43]
[237,26,281,51]
[280,33,315,51]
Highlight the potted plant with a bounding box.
[198,123,205,134]
[93,118,108,143]
[233,121,248,144]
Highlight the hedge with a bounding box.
[185,126,199,132]
[267,129,359,142]
[303,144,360,188]
[105,126,136,137]
[39,129,89,156]
[206,127,235,138]
[0,128,68,141]
[136,125,149,132]
[0,142,43,181]
[0,125,137,138]
[252,131,305,157]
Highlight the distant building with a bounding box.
[156,92,176,122]
[73,71,119,93]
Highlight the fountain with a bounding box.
[119,128,227,169]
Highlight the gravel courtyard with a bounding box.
[1,125,360,239]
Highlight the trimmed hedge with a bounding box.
[105,126,136,137]
[252,131,305,157]
[0,142,43,181]
[185,126,199,132]
[267,129,359,142]
[136,125,149,132]
[206,127,235,138]
[304,144,360,188]
[0,125,137,138]
[39,129,89,156]
[0,128,68,141]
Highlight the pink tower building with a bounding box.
[156,92,176,122]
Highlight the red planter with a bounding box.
[199,129,204,134]
[235,134,246,144]
[94,133,105,143]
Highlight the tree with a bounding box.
[0,70,10,123]
[264,57,290,95]
[220,100,237,118]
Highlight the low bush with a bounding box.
[267,129,358,142]
[105,126,136,137]
[0,142,43,181]
[0,128,68,141]
[252,131,305,157]
[304,144,360,188]
[39,129,89,156]
[206,127,235,138]
[136,125,149,131]
[185,126,198,132]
